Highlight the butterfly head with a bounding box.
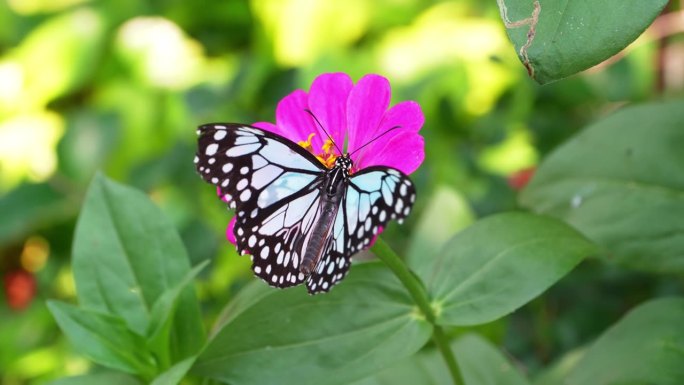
[334,154,353,174]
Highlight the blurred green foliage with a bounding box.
[0,0,683,384]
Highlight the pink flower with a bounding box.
[222,73,425,245]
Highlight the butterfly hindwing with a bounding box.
[345,167,416,253]
[306,166,415,294]
[306,203,351,293]
[238,185,323,288]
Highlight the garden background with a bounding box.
[1,0,683,384]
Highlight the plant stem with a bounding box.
[371,238,463,385]
[432,324,464,384]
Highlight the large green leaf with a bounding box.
[150,357,196,385]
[48,372,142,385]
[406,186,474,279]
[146,261,209,369]
[454,334,530,385]
[47,301,155,378]
[498,0,668,84]
[520,100,684,273]
[427,212,596,326]
[192,263,433,385]
[566,297,684,385]
[72,174,205,360]
[352,334,529,385]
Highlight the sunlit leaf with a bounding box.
[498,0,668,84]
[47,301,155,377]
[428,212,596,326]
[14,8,105,105]
[72,174,205,361]
[566,297,684,385]
[192,263,432,385]
[520,100,684,273]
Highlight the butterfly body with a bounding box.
[300,157,350,275]
[195,123,416,294]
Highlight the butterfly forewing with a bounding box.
[195,123,328,290]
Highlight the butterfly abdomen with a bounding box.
[300,171,346,275]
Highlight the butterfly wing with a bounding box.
[305,203,350,293]
[304,166,416,294]
[195,123,328,288]
[345,167,416,252]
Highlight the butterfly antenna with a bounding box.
[304,109,343,155]
[349,125,401,156]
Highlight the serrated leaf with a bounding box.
[498,0,668,83]
[428,212,596,326]
[47,301,154,377]
[192,263,433,385]
[72,174,205,360]
[520,100,684,273]
[567,297,684,385]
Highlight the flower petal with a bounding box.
[252,121,278,133]
[226,217,237,245]
[275,89,317,143]
[379,101,424,133]
[352,101,425,172]
[217,187,231,203]
[346,74,391,153]
[357,131,424,175]
[308,73,353,154]
[369,226,384,247]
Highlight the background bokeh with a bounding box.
[1,0,682,384]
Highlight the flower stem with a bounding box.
[371,238,463,385]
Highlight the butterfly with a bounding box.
[194,122,416,294]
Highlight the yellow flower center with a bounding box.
[298,133,338,168]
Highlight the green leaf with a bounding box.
[533,347,585,385]
[498,0,668,84]
[47,301,155,377]
[454,334,530,385]
[192,263,433,385]
[520,100,684,273]
[48,372,142,385]
[0,182,73,244]
[352,333,529,385]
[146,261,209,367]
[566,297,684,385]
[428,212,596,326]
[407,186,475,278]
[150,356,196,385]
[72,174,205,360]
